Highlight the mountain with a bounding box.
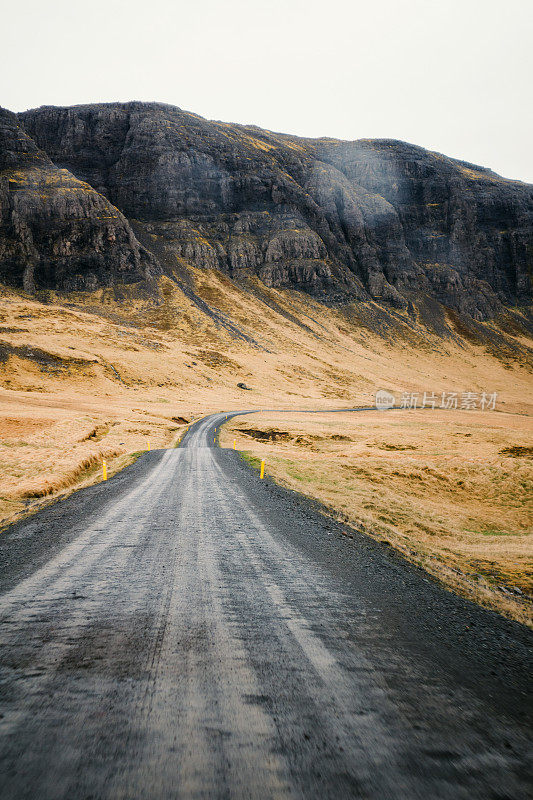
[0,108,159,292]
[1,102,531,320]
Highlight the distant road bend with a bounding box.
[0,412,531,799]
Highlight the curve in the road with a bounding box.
[0,411,531,800]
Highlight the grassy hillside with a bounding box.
[0,270,531,622]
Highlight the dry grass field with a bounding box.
[1,270,532,623]
[221,410,533,625]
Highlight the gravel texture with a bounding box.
[0,411,531,799]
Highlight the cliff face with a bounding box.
[2,102,531,318]
[317,139,533,315]
[0,109,158,291]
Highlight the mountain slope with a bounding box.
[0,274,532,624]
[5,101,530,320]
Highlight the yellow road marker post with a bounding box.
[260,459,265,479]
[102,459,107,481]
[147,440,151,452]
[233,440,236,450]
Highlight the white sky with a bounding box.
[3,0,533,182]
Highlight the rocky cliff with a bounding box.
[0,108,158,291]
[1,102,531,318]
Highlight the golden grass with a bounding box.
[0,270,532,626]
[0,397,189,527]
[221,410,533,626]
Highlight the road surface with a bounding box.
[0,412,531,799]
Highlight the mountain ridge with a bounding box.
[0,101,531,322]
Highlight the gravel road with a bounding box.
[0,411,531,799]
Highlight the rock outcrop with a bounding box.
[0,101,530,318]
[0,108,158,291]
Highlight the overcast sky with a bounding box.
[3,0,532,182]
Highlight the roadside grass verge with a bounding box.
[223,410,533,627]
[0,410,187,532]
[0,449,145,534]
[240,452,262,469]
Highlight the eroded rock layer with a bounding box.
[0,108,158,291]
[0,102,530,318]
